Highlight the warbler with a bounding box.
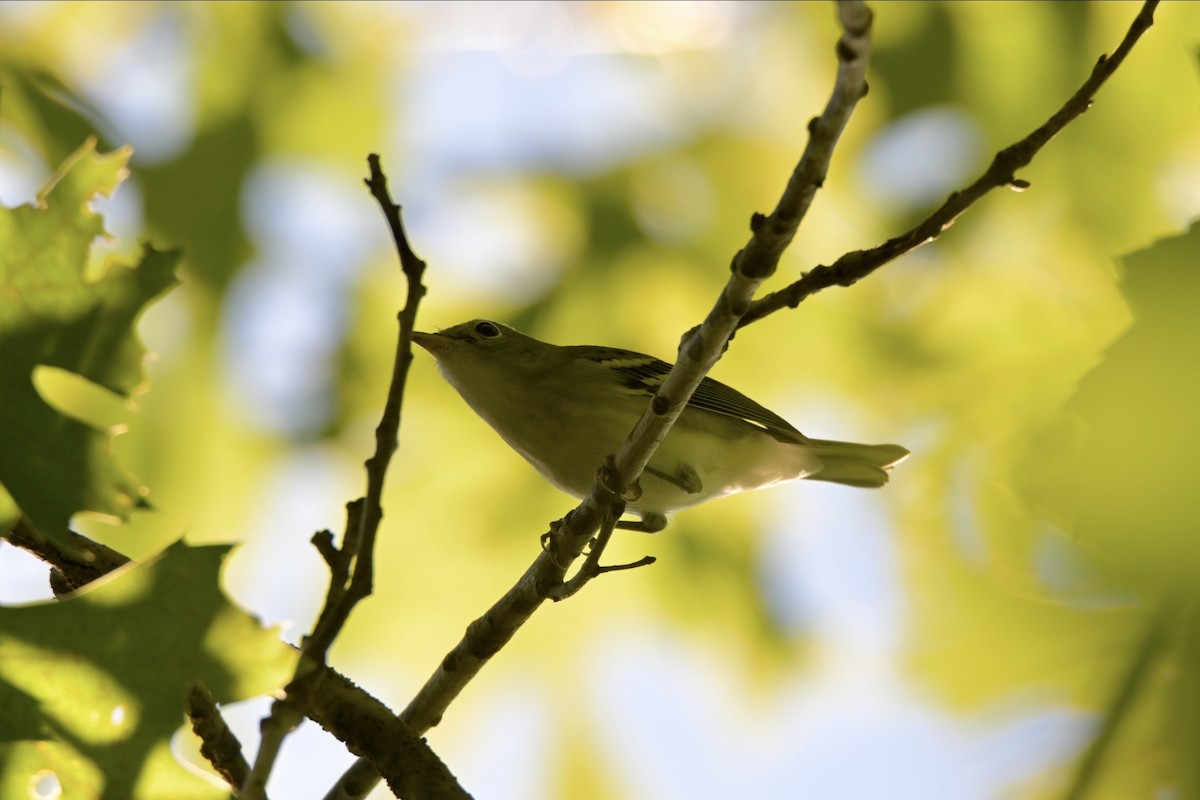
[413,320,909,532]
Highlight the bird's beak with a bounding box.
[412,331,449,356]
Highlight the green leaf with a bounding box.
[1023,222,1200,588]
[0,138,181,537]
[0,541,299,799]
[0,66,105,167]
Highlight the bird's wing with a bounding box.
[571,345,808,444]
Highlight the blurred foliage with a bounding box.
[1026,224,1200,590]
[1,2,1199,799]
[0,542,297,799]
[0,140,178,539]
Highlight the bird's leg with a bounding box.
[644,464,702,494]
[616,512,667,533]
[595,456,669,532]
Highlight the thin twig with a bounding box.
[243,154,429,800]
[303,157,429,659]
[738,0,1160,329]
[323,5,875,798]
[546,508,654,602]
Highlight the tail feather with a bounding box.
[808,440,910,488]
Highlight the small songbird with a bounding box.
[413,320,909,532]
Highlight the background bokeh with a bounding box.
[2,2,1199,798]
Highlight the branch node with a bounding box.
[540,520,576,570]
[587,457,636,509]
[312,530,339,567]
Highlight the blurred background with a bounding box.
[2,1,1199,798]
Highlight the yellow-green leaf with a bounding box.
[0,541,298,799]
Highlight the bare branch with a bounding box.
[3,515,130,595]
[299,667,473,800]
[546,508,654,602]
[418,0,872,730]
[735,0,873,280]
[324,4,875,799]
[244,154,430,800]
[592,0,871,508]
[304,156,430,660]
[327,2,1163,797]
[738,0,1160,328]
[186,682,251,792]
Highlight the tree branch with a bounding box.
[546,505,655,602]
[418,0,872,738]
[324,3,875,797]
[304,154,429,659]
[299,667,472,800]
[738,0,1160,329]
[2,515,130,595]
[327,2,1160,797]
[187,682,251,791]
[242,154,429,800]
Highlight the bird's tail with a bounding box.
[807,440,910,488]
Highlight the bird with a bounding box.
[413,319,909,532]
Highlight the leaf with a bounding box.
[0,138,181,538]
[0,541,299,799]
[1022,222,1200,588]
[0,66,105,167]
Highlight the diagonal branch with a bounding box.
[3,515,130,595]
[299,666,473,800]
[738,0,1160,329]
[323,3,874,798]
[414,0,872,736]
[187,682,252,791]
[326,2,1160,797]
[599,0,871,496]
[545,507,656,602]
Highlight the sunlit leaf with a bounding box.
[0,541,298,799]
[0,139,180,538]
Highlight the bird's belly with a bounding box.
[631,426,813,514]
[497,404,632,500]
[484,395,819,516]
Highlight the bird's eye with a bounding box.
[474,321,502,339]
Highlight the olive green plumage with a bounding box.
[414,320,908,531]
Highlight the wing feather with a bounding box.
[568,345,808,444]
